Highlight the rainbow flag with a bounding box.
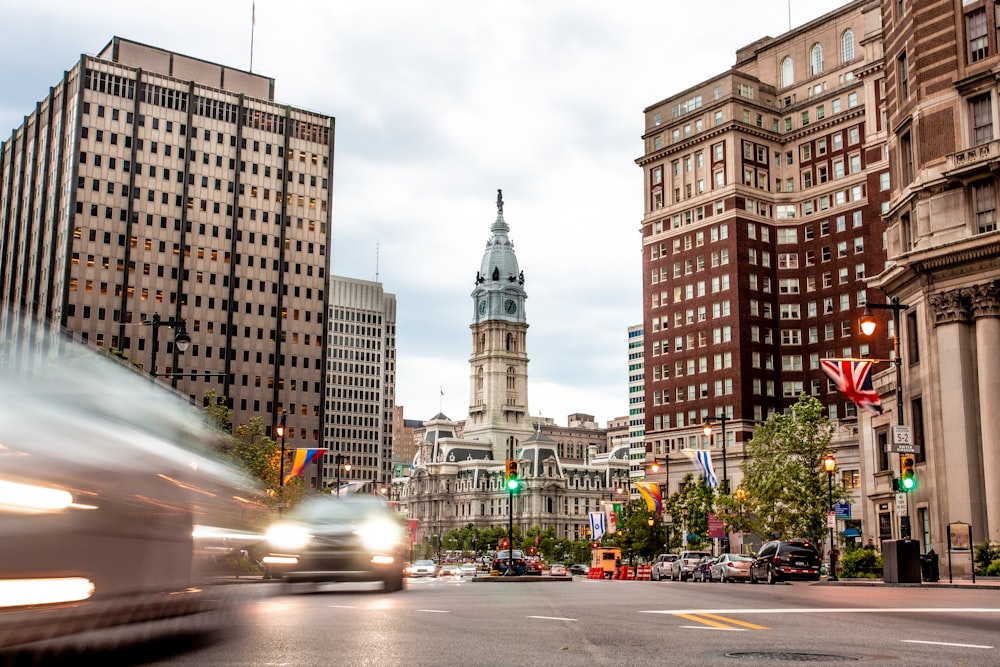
[284,448,325,484]
[634,481,663,516]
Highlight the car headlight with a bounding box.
[355,518,402,553]
[265,523,311,551]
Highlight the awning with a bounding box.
[843,528,861,537]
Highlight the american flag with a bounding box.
[820,359,884,415]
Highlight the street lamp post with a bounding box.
[275,414,287,491]
[860,297,911,537]
[334,452,351,497]
[702,416,730,494]
[823,453,838,582]
[144,313,191,379]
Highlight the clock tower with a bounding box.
[466,190,532,453]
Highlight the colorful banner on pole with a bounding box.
[681,448,718,488]
[634,481,663,516]
[284,448,324,484]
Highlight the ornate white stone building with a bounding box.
[395,193,630,546]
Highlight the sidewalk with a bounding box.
[822,576,1000,590]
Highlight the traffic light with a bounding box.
[900,455,917,491]
[505,459,521,492]
[500,538,509,550]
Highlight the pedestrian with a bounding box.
[863,538,876,551]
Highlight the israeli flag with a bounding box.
[682,448,719,489]
[589,511,606,540]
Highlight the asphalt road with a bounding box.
[7,577,1000,666]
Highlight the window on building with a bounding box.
[898,51,909,99]
[781,56,794,88]
[810,43,824,76]
[967,8,989,63]
[970,93,993,145]
[973,181,998,233]
[841,29,855,62]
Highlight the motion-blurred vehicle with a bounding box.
[711,553,753,583]
[437,564,462,578]
[0,327,266,652]
[691,556,714,582]
[650,553,679,581]
[524,558,543,576]
[549,564,567,576]
[408,560,438,577]
[669,550,712,581]
[567,564,590,576]
[263,495,405,591]
[749,539,822,584]
[460,563,478,577]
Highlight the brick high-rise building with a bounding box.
[638,1,891,496]
[0,37,334,447]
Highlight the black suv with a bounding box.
[749,539,821,584]
[491,550,528,575]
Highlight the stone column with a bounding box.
[928,289,981,531]
[972,282,1000,543]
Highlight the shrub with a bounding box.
[839,547,882,578]
[984,560,1000,577]
[974,542,1000,575]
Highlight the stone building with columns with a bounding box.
[395,195,631,550]
[860,0,1000,567]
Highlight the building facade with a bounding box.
[627,324,647,487]
[859,0,1000,561]
[397,196,628,546]
[637,1,891,511]
[0,38,334,448]
[324,277,396,492]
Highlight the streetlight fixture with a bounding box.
[702,416,731,494]
[823,453,838,582]
[859,297,911,536]
[144,313,191,379]
[334,452,352,497]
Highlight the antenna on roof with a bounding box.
[375,242,380,282]
[787,0,792,32]
[250,1,257,72]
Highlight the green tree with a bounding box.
[663,474,716,550]
[740,394,836,547]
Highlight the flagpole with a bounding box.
[249,1,256,72]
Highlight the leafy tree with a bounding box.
[663,474,716,550]
[739,394,836,548]
[609,500,669,561]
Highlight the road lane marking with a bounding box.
[675,613,746,630]
[527,616,577,621]
[902,640,993,649]
[641,607,1000,615]
[678,625,745,631]
[417,609,451,613]
[698,613,770,630]
[328,605,356,609]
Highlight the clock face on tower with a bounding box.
[478,300,487,316]
[504,299,517,315]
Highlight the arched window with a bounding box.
[810,43,824,76]
[476,366,484,391]
[780,56,794,88]
[506,366,516,390]
[841,29,855,62]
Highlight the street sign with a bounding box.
[834,502,851,519]
[887,426,920,453]
[895,492,907,516]
[827,511,836,529]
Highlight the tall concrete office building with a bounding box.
[627,324,646,485]
[859,0,1000,556]
[0,38,334,446]
[638,1,891,498]
[325,277,396,492]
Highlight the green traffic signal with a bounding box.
[506,475,520,492]
[900,455,916,491]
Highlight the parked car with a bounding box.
[263,495,406,592]
[491,550,528,575]
[460,563,478,577]
[567,563,590,576]
[691,556,715,582]
[711,553,753,583]
[408,559,438,577]
[650,553,679,581]
[749,539,822,584]
[670,550,712,581]
[549,564,567,576]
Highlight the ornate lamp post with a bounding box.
[823,453,838,581]
[334,452,351,497]
[702,416,730,494]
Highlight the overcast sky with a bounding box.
[1,0,848,426]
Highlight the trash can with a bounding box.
[920,550,939,582]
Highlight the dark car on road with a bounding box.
[749,539,821,584]
[491,550,528,575]
[567,563,590,576]
[263,495,406,592]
